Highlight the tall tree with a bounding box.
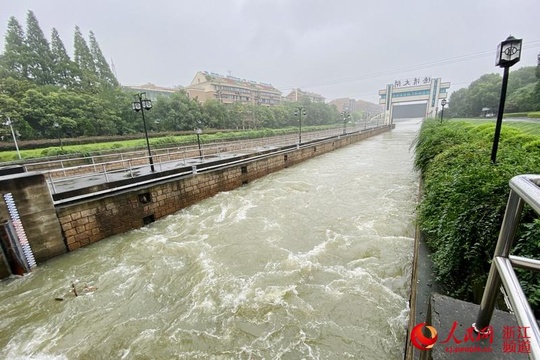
[73,26,97,91]
[50,28,80,88]
[89,31,119,88]
[0,16,28,79]
[448,87,473,117]
[25,10,54,85]
[535,53,540,110]
[151,92,203,131]
[468,73,502,116]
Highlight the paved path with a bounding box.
[48,146,280,194]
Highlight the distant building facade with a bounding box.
[185,71,282,106]
[285,88,325,103]
[123,83,180,101]
[329,98,357,113]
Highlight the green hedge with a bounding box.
[414,119,540,305]
[504,112,540,119]
[0,125,341,162]
[503,112,529,118]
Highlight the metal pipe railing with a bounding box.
[46,125,385,196]
[39,123,384,193]
[474,174,540,359]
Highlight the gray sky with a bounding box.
[1,0,539,104]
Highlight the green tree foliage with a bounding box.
[507,83,536,113]
[202,99,230,128]
[0,11,348,141]
[73,26,97,92]
[0,12,136,139]
[535,53,540,110]
[88,31,119,88]
[468,73,502,115]
[50,28,80,88]
[449,66,540,117]
[415,120,540,305]
[25,10,53,85]
[0,17,28,79]
[150,91,203,131]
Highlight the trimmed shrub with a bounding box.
[504,112,528,118]
[415,119,540,305]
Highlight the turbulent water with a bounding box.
[0,119,421,360]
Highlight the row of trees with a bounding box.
[0,11,348,142]
[447,59,540,117]
[149,93,344,132]
[1,11,118,91]
[0,11,132,139]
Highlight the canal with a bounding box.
[0,119,421,359]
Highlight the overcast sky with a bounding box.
[1,0,539,103]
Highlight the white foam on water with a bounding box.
[0,120,421,359]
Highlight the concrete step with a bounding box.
[412,293,530,359]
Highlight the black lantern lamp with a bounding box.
[495,35,523,68]
[53,121,63,150]
[341,110,351,135]
[491,35,522,163]
[294,107,307,144]
[132,92,155,172]
[440,99,447,122]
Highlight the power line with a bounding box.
[277,40,540,92]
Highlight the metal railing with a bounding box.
[2,121,382,171]
[474,174,540,359]
[40,123,382,194]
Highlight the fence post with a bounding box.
[102,164,109,183]
[48,173,57,194]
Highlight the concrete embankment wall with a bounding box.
[0,126,391,277]
[55,126,392,251]
[0,173,66,277]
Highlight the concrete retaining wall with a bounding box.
[0,172,66,271]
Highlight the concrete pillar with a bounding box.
[0,172,66,277]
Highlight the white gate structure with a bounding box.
[379,77,450,124]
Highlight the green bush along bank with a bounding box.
[414,119,540,306]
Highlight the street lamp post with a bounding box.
[294,107,306,145]
[364,112,369,130]
[195,128,202,158]
[53,121,63,150]
[491,35,522,163]
[2,116,22,160]
[440,99,447,123]
[132,92,155,172]
[341,110,351,135]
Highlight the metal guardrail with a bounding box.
[42,124,381,194]
[51,124,386,205]
[2,119,383,170]
[474,174,540,359]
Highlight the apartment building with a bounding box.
[185,71,282,106]
[329,98,357,113]
[123,83,179,101]
[285,88,325,103]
